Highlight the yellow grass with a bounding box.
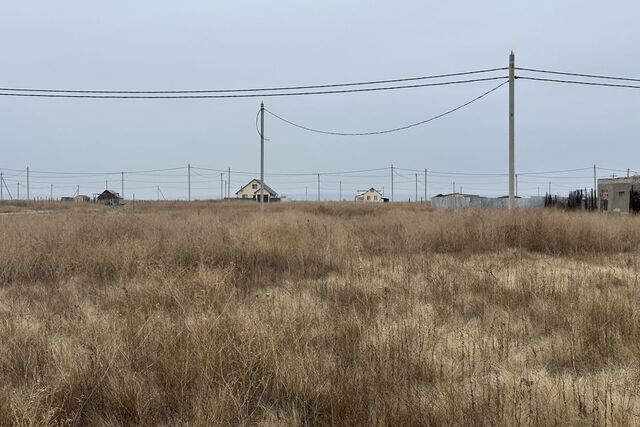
[1,201,639,425]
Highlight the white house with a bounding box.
[235,179,279,202]
[355,188,384,202]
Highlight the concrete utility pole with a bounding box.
[105,180,108,190]
[220,173,224,200]
[508,51,516,209]
[317,173,320,201]
[0,172,3,201]
[593,164,598,210]
[260,102,265,210]
[157,186,160,202]
[227,167,231,199]
[17,182,20,200]
[515,174,518,197]
[50,184,53,201]
[627,168,630,178]
[415,173,418,202]
[76,185,79,197]
[26,167,29,201]
[453,182,455,193]
[548,181,551,196]
[305,186,308,201]
[390,164,394,202]
[121,172,124,200]
[188,164,191,201]
[424,169,427,204]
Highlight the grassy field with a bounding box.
[1,201,639,426]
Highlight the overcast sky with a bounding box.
[1,1,639,200]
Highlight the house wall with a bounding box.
[237,181,261,199]
[355,189,383,202]
[598,181,634,213]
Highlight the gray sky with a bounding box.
[1,1,639,200]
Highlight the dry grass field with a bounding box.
[1,201,639,426]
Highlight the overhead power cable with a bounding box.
[518,76,640,90]
[0,68,507,94]
[516,67,640,83]
[0,76,508,99]
[264,80,508,136]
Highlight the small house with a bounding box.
[96,189,121,206]
[235,179,279,203]
[355,188,384,202]
[74,195,90,203]
[598,176,640,214]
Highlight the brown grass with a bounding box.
[1,201,639,425]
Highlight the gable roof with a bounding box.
[97,189,120,199]
[235,179,278,196]
[356,188,383,196]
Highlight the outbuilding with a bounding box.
[598,176,640,214]
[96,189,121,206]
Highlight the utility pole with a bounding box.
[508,51,516,209]
[220,173,224,200]
[515,174,518,197]
[627,168,630,178]
[76,185,79,197]
[339,181,342,201]
[390,164,394,202]
[157,186,160,202]
[317,173,320,201]
[227,167,231,199]
[593,164,598,210]
[424,169,427,204]
[121,172,124,200]
[0,172,3,201]
[548,181,551,196]
[105,180,108,190]
[305,186,308,201]
[17,182,20,200]
[453,182,455,193]
[50,184,53,201]
[415,173,418,202]
[188,164,191,201]
[26,167,29,201]
[260,102,265,210]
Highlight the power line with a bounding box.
[0,68,507,95]
[265,80,508,136]
[516,67,640,83]
[0,76,509,99]
[518,76,640,90]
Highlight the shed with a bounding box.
[598,176,640,214]
[96,189,121,206]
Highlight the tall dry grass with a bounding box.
[0,201,639,425]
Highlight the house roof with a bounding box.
[235,179,278,196]
[356,188,383,196]
[97,189,120,199]
[433,192,481,198]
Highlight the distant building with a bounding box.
[74,195,90,203]
[60,197,74,202]
[355,188,384,202]
[598,176,640,214]
[431,193,483,209]
[96,189,121,206]
[235,179,279,203]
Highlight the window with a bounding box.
[619,191,626,197]
[252,183,258,189]
[374,196,378,200]
[367,196,371,200]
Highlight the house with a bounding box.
[96,189,121,206]
[355,188,384,202]
[235,179,279,203]
[74,195,90,203]
[598,176,640,214]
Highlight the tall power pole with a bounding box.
[593,164,597,209]
[26,167,29,201]
[508,51,516,209]
[227,167,231,199]
[17,182,20,200]
[0,172,3,201]
[390,164,394,202]
[50,184,53,201]
[220,173,224,200]
[339,181,342,201]
[424,169,427,204]
[415,173,418,202]
[305,186,308,201]
[260,102,265,210]
[188,164,191,201]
